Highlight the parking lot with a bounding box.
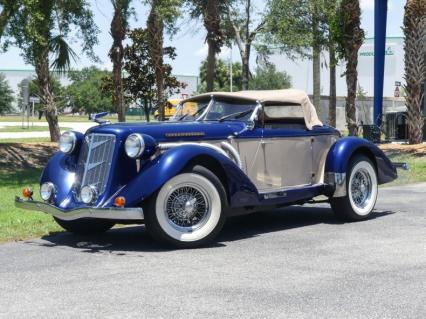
[0,183,425,318]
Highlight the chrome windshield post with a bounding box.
[195,95,215,121]
[246,101,262,130]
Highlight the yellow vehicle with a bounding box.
[154,99,199,121]
[154,99,181,120]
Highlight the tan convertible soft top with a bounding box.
[183,89,323,130]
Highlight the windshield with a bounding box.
[172,99,256,122]
[171,100,209,121]
[199,100,256,121]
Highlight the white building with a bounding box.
[0,68,199,110]
[269,37,405,98]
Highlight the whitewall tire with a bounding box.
[331,155,378,221]
[145,166,227,247]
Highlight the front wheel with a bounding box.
[144,166,227,248]
[54,218,115,235]
[330,155,378,221]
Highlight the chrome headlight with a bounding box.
[125,133,145,158]
[80,185,98,204]
[59,131,77,154]
[40,182,56,201]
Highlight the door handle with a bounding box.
[261,140,274,145]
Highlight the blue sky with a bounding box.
[0,0,405,75]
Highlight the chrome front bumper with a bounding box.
[14,197,144,221]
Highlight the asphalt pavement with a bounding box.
[0,183,425,318]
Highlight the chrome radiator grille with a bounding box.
[77,133,116,196]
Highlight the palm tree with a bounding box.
[110,0,132,123]
[340,0,364,136]
[0,0,99,142]
[147,1,165,120]
[188,0,225,92]
[403,0,426,144]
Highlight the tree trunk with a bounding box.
[241,44,250,90]
[35,55,60,142]
[148,3,165,120]
[143,97,150,122]
[312,43,321,116]
[341,0,364,136]
[403,0,426,144]
[203,0,223,92]
[345,54,358,136]
[329,43,337,127]
[312,11,321,116]
[110,0,126,122]
[206,39,216,92]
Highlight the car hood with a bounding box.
[86,121,248,143]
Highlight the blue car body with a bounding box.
[39,120,397,215]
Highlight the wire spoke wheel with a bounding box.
[147,169,225,246]
[165,184,210,231]
[350,169,372,209]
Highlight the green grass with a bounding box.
[0,168,62,243]
[385,153,426,186]
[0,138,51,143]
[0,115,150,123]
[0,126,72,132]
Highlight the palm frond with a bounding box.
[49,35,78,74]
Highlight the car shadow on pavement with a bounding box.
[35,206,395,254]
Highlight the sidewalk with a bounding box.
[0,122,96,139]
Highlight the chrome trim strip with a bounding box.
[15,197,144,221]
[158,141,243,169]
[259,183,317,195]
[220,141,242,168]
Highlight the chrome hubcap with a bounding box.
[165,185,209,230]
[350,169,372,209]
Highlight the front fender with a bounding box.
[108,145,260,208]
[40,152,79,208]
[325,137,397,188]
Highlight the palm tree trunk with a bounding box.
[329,43,337,127]
[148,4,165,120]
[203,0,223,92]
[403,0,426,144]
[110,0,126,122]
[345,55,358,136]
[35,55,60,142]
[312,43,321,115]
[206,39,216,92]
[312,13,321,115]
[341,0,364,136]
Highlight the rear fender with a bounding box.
[325,137,397,197]
[107,145,259,208]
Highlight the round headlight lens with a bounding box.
[80,185,97,204]
[125,134,145,158]
[40,182,55,201]
[59,131,77,154]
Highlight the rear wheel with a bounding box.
[330,155,378,221]
[144,166,227,248]
[54,218,115,235]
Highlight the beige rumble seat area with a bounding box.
[263,103,307,130]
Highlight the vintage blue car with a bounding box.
[16,89,399,247]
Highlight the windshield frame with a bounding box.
[196,97,259,122]
[173,96,261,123]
